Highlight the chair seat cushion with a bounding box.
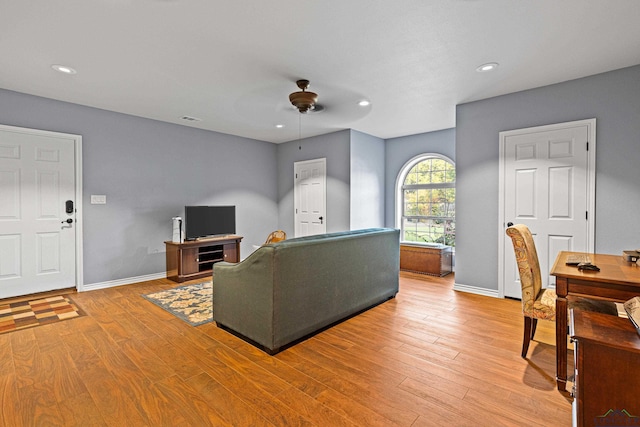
[529,288,557,320]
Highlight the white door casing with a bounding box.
[0,125,83,298]
[498,119,596,299]
[294,158,327,237]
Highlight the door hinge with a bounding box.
[586,141,589,151]
[586,211,588,220]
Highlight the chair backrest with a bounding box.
[264,230,286,244]
[505,224,543,315]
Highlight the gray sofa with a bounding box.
[213,228,400,354]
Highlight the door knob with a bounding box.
[507,222,514,227]
[319,216,323,224]
[61,218,73,224]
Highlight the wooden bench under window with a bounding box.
[400,244,452,277]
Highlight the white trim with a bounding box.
[497,118,596,298]
[394,153,455,231]
[453,283,500,298]
[74,135,84,292]
[81,272,167,292]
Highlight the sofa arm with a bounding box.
[213,249,276,349]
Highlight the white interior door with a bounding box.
[499,119,596,298]
[294,158,326,237]
[0,125,81,298]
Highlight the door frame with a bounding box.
[497,118,596,298]
[294,157,327,237]
[0,124,84,291]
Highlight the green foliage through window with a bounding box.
[401,156,455,246]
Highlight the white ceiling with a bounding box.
[2,0,640,144]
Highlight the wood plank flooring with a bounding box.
[0,272,572,426]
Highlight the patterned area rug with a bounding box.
[0,295,85,335]
[142,281,213,326]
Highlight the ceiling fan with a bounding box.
[289,79,321,114]
[231,78,370,142]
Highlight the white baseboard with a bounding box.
[81,274,501,298]
[453,282,500,298]
[80,272,166,292]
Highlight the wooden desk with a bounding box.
[570,309,640,426]
[550,251,640,392]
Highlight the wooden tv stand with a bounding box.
[165,235,242,283]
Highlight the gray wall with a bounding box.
[0,89,278,285]
[456,64,640,291]
[350,130,385,229]
[6,64,638,290]
[277,129,352,236]
[384,128,456,229]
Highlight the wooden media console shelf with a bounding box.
[165,235,242,282]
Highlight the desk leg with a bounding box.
[555,277,568,392]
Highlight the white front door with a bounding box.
[294,158,327,237]
[0,125,81,298]
[499,119,596,298]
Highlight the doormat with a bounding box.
[0,295,85,335]
[142,281,213,326]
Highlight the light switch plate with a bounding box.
[91,195,107,204]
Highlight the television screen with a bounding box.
[184,206,235,240]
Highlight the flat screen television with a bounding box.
[184,205,236,240]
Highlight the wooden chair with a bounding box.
[505,224,617,358]
[264,230,286,244]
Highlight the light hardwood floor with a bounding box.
[0,272,572,426]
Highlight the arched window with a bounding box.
[396,154,455,246]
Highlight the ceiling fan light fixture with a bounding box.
[289,79,318,113]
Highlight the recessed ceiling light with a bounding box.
[476,62,499,72]
[275,124,284,129]
[51,64,77,74]
[358,100,371,107]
